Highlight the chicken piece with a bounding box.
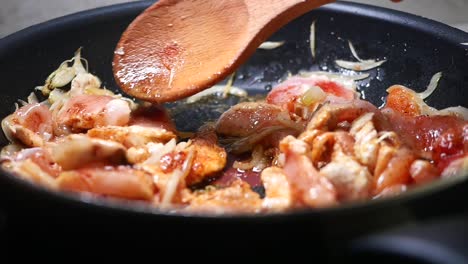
[261,167,292,212]
[126,146,151,164]
[266,74,357,112]
[87,125,176,148]
[382,108,468,171]
[55,95,131,133]
[141,163,175,203]
[306,99,387,132]
[2,103,53,147]
[57,165,155,201]
[441,155,468,179]
[319,145,371,202]
[306,131,354,168]
[186,128,227,186]
[216,102,304,154]
[374,184,408,199]
[47,134,126,170]
[136,140,193,204]
[140,129,225,190]
[279,136,337,208]
[350,113,379,172]
[216,102,287,137]
[3,147,61,177]
[183,179,262,214]
[385,84,468,120]
[410,159,439,185]
[384,85,425,117]
[6,159,57,189]
[130,138,178,165]
[374,143,416,194]
[1,148,61,189]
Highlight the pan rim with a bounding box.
[0,0,467,221]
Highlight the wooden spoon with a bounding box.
[113,0,334,103]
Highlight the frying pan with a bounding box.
[0,0,467,260]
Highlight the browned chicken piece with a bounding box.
[279,136,337,208]
[216,102,304,153]
[137,124,226,187]
[185,127,227,186]
[87,125,176,148]
[47,134,126,170]
[308,131,355,168]
[141,163,174,203]
[350,113,380,172]
[2,103,54,147]
[136,140,195,205]
[57,165,155,201]
[216,102,285,137]
[319,143,372,202]
[2,147,61,177]
[7,159,57,189]
[410,159,439,185]
[260,166,292,212]
[374,184,408,199]
[373,142,416,194]
[1,148,61,189]
[54,94,131,133]
[306,99,388,131]
[441,156,468,179]
[183,179,262,214]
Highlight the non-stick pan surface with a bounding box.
[0,0,467,260]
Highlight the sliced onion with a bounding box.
[301,84,326,106]
[72,47,88,74]
[438,106,468,120]
[144,138,177,165]
[310,20,317,59]
[258,41,285,50]
[335,59,386,71]
[50,65,76,88]
[298,71,370,81]
[161,149,194,208]
[27,92,39,104]
[348,40,363,61]
[222,72,236,98]
[418,72,443,99]
[336,40,386,71]
[186,85,247,103]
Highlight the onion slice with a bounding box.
[299,70,370,81]
[438,106,468,120]
[335,60,386,71]
[258,41,285,50]
[335,40,386,71]
[186,85,247,103]
[223,72,236,98]
[310,20,317,59]
[161,149,195,208]
[418,72,443,99]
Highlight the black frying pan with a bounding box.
[0,0,467,261]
